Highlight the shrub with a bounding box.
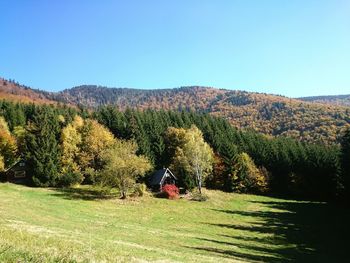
[132,183,148,197]
[58,171,84,187]
[162,184,179,199]
[191,191,209,202]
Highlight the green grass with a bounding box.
[0,183,349,262]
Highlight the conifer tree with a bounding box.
[25,108,61,186]
[341,129,350,200]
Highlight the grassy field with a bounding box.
[0,183,349,263]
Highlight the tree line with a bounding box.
[41,84,350,144]
[3,76,349,145]
[0,100,349,202]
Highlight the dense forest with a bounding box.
[1,78,350,145]
[48,85,350,144]
[300,94,350,107]
[0,100,349,202]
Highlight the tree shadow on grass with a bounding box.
[50,187,117,201]
[183,245,283,262]
[186,200,350,262]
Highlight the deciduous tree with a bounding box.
[97,140,152,199]
[231,152,267,193]
[0,154,4,171]
[79,119,116,181]
[167,125,214,193]
[60,116,84,185]
[0,116,17,168]
[60,117,116,184]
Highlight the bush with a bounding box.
[191,190,209,202]
[132,183,148,197]
[58,171,84,187]
[162,184,179,199]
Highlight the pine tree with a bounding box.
[25,108,61,186]
[341,129,350,200]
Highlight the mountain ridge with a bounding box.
[1,77,350,144]
[3,77,349,105]
[299,94,350,107]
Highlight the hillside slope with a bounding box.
[50,85,350,144]
[0,183,349,262]
[1,78,349,144]
[299,94,350,107]
[0,78,57,105]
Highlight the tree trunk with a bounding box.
[120,180,127,199]
[121,191,127,199]
[196,163,202,194]
[198,177,202,194]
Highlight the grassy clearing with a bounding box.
[0,183,349,262]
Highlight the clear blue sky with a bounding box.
[0,0,349,97]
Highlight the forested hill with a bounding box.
[1,78,350,144]
[0,78,57,105]
[47,85,350,144]
[299,94,350,107]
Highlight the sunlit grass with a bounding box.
[0,183,348,262]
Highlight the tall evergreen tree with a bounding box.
[24,108,61,186]
[341,129,350,200]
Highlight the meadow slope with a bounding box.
[0,183,349,262]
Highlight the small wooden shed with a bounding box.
[149,168,177,191]
[0,159,28,183]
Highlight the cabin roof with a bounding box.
[150,168,177,186]
[5,159,26,173]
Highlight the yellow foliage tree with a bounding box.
[0,154,4,172]
[60,116,84,184]
[0,117,10,132]
[182,126,214,193]
[79,119,116,173]
[0,116,17,168]
[60,116,116,185]
[13,126,26,152]
[231,152,268,193]
[98,139,152,199]
[167,125,214,193]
